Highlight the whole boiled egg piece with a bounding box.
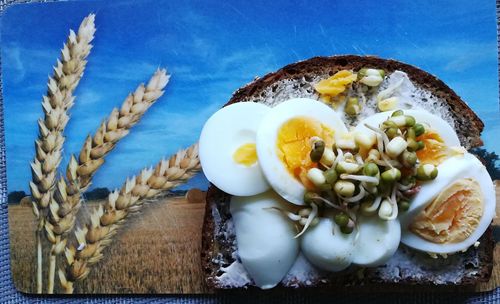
[400,153,496,254]
[256,98,348,205]
[399,154,473,223]
[230,191,299,289]
[354,109,461,165]
[300,215,355,272]
[352,215,401,267]
[199,102,270,196]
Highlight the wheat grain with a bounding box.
[49,69,170,234]
[45,69,170,293]
[78,68,170,188]
[29,14,95,293]
[58,144,200,293]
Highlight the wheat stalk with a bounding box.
[58,144,200,293]
[44,69,170,293]
[29,14,96,294]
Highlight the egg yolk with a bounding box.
[410,178,483,244]
[276,117,334,189]
[233,143,258,167]
[314,70,357,98]
[416,129,451,166]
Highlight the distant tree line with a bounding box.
[470,147,500,180]
[8,187,189,204]
[82,187,110,201]
[8,191,26,204]
[7,187,111,204]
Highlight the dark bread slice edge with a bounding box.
[201,55,493,290]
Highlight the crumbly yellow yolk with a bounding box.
[233,143,258,167]
[410,178,484,244]
[314,70,357,100]
[276,117,334,189]
[416,129,451,166]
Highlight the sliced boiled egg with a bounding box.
[400,153,496,254]
[300,215,356,272]
[301,213,400,271]
[230,191,299,289]
[199,102,270,196]
[256,98,348,205]
[354,109,461,166]
[352,215,401,267]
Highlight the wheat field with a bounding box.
[9,184,500,293]
[9,196,209,294]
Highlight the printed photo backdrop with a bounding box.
[3,0,498,294]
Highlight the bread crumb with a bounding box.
[356,268,365,279]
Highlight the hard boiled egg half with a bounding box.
[256,98,348,205]
[301,213,401,270]
[199,102,270,196]
[400,153,496,254]
[300,214,356,272]
[230,191,299,289]
[354,109,461,166]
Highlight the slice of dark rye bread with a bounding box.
[201,55,494,290]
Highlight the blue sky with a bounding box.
[2,0,498,193]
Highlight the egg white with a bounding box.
[300,216,356,272]
[399,155,473,224]
[256,98,348,205]
[199,102,270,196]
[354,109,461,147]
[400,153,496,254]
[230,191,300,289]
[352,216,401,267]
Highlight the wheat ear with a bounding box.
[58,144,200,293]
[29,14,95,294]
[44,69,170,293]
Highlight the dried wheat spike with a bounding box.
[47,69,170,245]
[59,144,200,293]
[31,13,95,221]
[29,14,95,294]
[78,68,170,188]
[47,69,168,294]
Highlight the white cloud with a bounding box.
[75,88,102,105]
[3,45,25,83]
[5,101,40,124]
[443,46,495,72]
[145,32,218,61]
[2,43,58,84]
[168,47,277,83]
[394,40,497,73]
[86,56,159,81]
[140,99,221,139]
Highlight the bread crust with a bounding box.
[201,55,493,291]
